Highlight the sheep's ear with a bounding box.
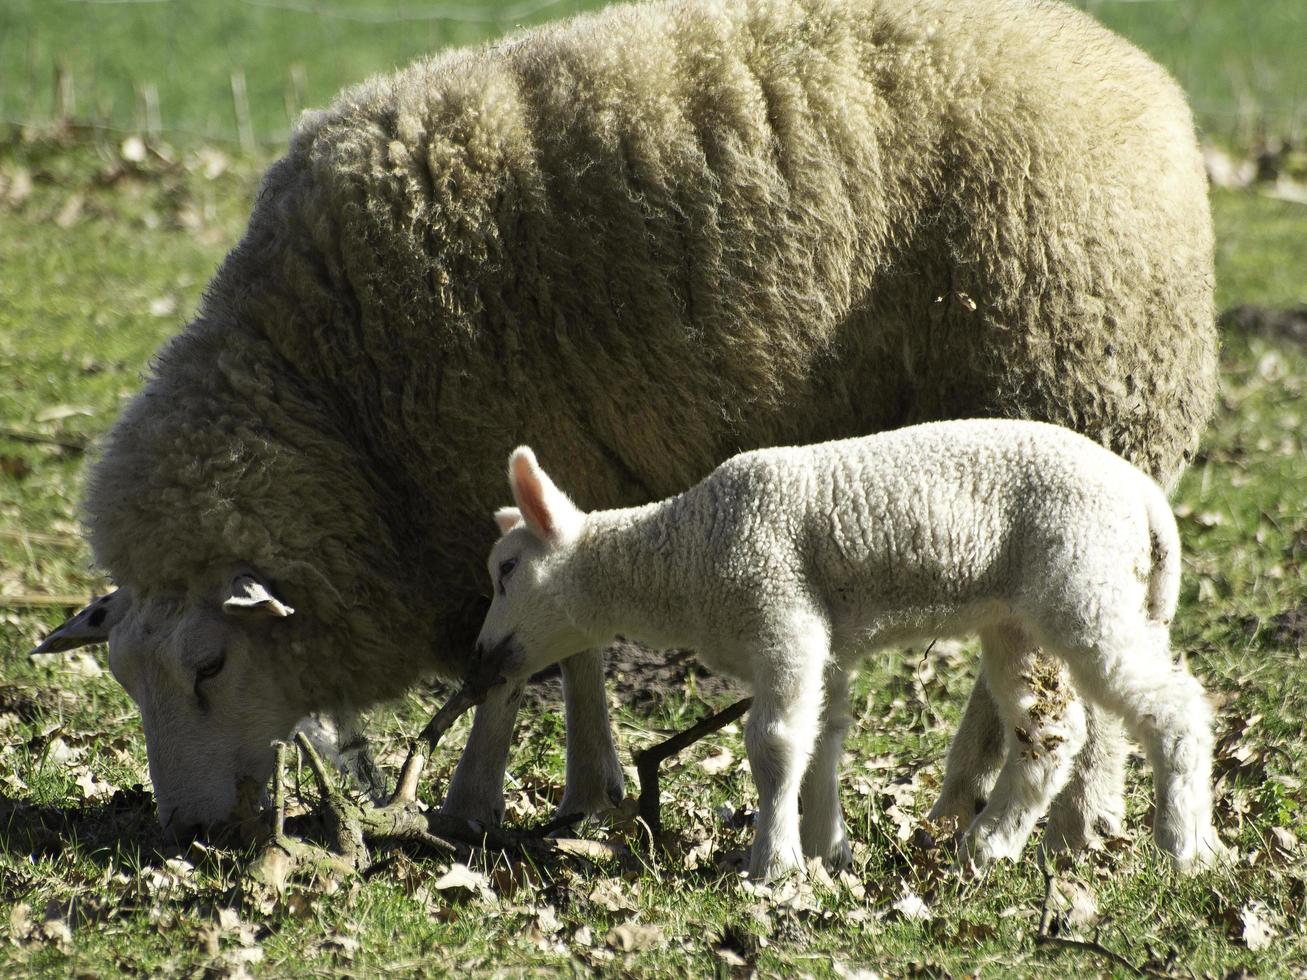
[494,507,523,535]
[223,573,295,618]
[30,589,129,654]
[508,446,584,545]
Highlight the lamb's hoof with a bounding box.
[1163,830,1232,872]
[928,793,988,829]
[956,830,1020,873]
[1043,794,1125,855]
[748,844,806,883]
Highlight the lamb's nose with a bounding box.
[161,811,202,845]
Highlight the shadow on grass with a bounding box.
[0,785,164,864]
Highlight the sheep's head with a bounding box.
[475,447,594,679]
[31,572,304,841]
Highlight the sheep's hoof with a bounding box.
[956,830,1021,873]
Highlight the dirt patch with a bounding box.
[521,639,744,709]
[1219,305,1307,344]
[1268,605,1307,653]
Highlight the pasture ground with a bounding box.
[2,0,1306,975]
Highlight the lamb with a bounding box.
[478,421,1226,878]
[33,0,1218,842]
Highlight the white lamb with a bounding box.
[474,419,1225,880]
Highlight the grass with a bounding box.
[0,0,1302,148]
[2,0,1306,975]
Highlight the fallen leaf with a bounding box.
[34,404,93,423]
[699,747,734,775]
[891,886,931,922]
[432,863,492,902]
[1240,902,1276,951]
[606,922,663,952]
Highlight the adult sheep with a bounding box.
[36,0,1216,844]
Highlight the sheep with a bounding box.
[477,422,1226,879]
[32,0,1217,840]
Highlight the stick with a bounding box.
[0,428,87,453]
[1035,868,1159,977]
[272,741,287,840]
[633,697,753,838]
[0,529,80,547]
[3,594,96,609]
[389,650,511,807]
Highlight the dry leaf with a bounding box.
[890,886,931,922]
[1240,902,1276,951]
[699,747,734,775]
[606,922,663,952]
[432,863,492,901]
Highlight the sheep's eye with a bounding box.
[196,652,227,684]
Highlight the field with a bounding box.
[2,0,1306,975]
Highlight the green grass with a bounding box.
[1,128,1305,975]
[0,0,1301,148]
[2,0,1307,974]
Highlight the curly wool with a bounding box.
[85,0,1216,713]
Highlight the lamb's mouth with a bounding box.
[472,633,523,682]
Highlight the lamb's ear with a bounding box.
[494,507,523,535]
[223,573,295,618]
[31,589,129,654]
[508,446,584,545]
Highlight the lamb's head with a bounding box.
[476,447,594,678]
[33,573,306,841]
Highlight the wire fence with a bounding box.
[1,0,1302,151]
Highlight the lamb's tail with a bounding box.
[1142,478,1182,625]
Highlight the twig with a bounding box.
[1,594,96,609]
[1035,868,1160,977]
[633,697,753,838]
[0,528,80,547]
[0,428,88,453]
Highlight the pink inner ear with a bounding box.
[512,453,556,540]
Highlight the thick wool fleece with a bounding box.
[85,0,1216,712]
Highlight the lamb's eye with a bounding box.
[496,558,518,596]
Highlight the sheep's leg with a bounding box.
[745,617,829,880]
[1062,628,1224,869]
[961,623,1087,868]
[1042,704,1127,853]
[929,662,1005,827]
[798,664,853,869]
[441,680,525,827]
[554,647,625,820]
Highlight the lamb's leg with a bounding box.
[554,647,625,820]
[929,663,1005,827]
[441,680,525,827]
[961,623,1087,868]
[799,665,853,869]
[1062,628,1224,869]
[1043,704,1127,852]
[745,618,829,880]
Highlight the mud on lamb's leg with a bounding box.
[441,680,525,827]
[554,647,625,821]
[961,623,1087,868]
[1063,626,1224,869]
[799,664,853,870]
[745,615,830,880]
